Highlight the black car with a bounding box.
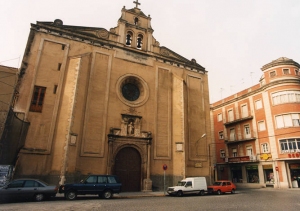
[0,179,58,202]
[59,175,122,200]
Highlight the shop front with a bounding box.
[246,165,259,183]
[263,164,274,186]
[290,163,300,188]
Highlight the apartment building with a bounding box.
[210,57,300,188]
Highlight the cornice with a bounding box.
[211,78,300,110]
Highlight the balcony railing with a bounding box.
[224,115,253,126]
[225,136,256,144]
[224,110,254,127]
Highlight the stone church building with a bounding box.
[13,2,211,191]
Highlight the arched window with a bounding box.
[126,31,133,46]
[137,34,143,49]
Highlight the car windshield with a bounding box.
[177,181,186,186]
[213,182,222,186]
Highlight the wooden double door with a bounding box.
[114,147,141,192]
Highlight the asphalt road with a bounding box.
[0,188,300,211]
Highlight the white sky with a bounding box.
[1,0,300,103]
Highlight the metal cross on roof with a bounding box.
[133,0,141,8]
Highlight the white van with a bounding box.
[167,177,207,196]
[0,165,14,187]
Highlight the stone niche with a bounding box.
[110,114,151,138]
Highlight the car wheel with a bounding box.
[34,193,44,202]
[231,189,235,194]
[217,190,222,195]
[199,190,205,196]
[103,190,113,199]
[66,191,77,200]
[177,190,183,197]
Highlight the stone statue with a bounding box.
[127,122,134,135]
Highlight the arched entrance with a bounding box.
[114,147,141,192]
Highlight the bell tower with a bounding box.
[117,0,154,52]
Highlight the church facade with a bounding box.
[13,2,211,191]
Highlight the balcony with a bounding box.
[224,133,256,144]
[224,115,253,127]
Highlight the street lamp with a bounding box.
[196,133,206,156]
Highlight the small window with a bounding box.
[58,63,62,71]
[228,109,234,122]
[8,180,24,188]
[229,128,235,141]
[219,131,224,139]
[261,143,269,153]
[270,71,276,78]
[255,100,262,110]
[107,176,118,184]
[30,86,46,112]
[220,149,225,158]
[232,148,237,157]
[217,113,222,122]
[62,44,65,50]
[295,69,299,76]
[283,68,290,75]
[97,176,107,184]
[86,176,97,184]
[53,85,58,94]
[258,121,266,131]
[241,104,248,118]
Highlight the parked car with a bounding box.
[0,179,58,202]
[207,180,236,195]
[59,175,122,200]
[167,177,207,196]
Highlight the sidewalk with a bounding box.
[114,191,166,198]
[56,191,166,199]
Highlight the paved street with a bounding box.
[0,188,300,211]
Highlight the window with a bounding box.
[255,100,262,109]
[30,86,46,112]
[228,109,234,122]
[232,148,237,157]
[244,125,251,138]
[229,128,235,141]
[97,176,107,184]
[241,104,248,118]
[272,91,300,105]
[246,146,253,156]
[295,69,299,76]
[8,180,24,188]
[53,85,58,94]
[217,113,222,122]
[24,180,42,187]
[261,143,269,153]
[86,176,97,184]
[270,71,276,78]
[275,113,300,128]
[280,138,300,153]
[219,131,224,139]
[283,68,290,75]
[220,149,225,158]
[57,63,62,71]
[258,121,266,131]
